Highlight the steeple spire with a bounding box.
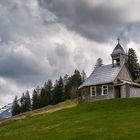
[111,39,127,67]
[117,38,120,44]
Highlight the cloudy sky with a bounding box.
[0,0,140,107]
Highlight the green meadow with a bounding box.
[1,98,140,140]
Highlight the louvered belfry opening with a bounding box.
[111,40,126,67]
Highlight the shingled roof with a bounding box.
[111,43,125,56]
[79,64,122,89]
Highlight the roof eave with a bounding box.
[79,81,114,89]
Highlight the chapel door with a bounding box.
[115,86,121,98]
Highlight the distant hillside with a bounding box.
[1,98,140,139]
[0,103,12,119]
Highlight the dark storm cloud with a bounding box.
[38,0,127,42]
[0,47,45,86]
[1,0,140,107]
[0,53,39,78]
[119,22,140,43]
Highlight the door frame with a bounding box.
[115,86,121,98]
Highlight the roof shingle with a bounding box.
[111,43,125,56]
[79,64,122,89]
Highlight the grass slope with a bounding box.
[1,98,140,140]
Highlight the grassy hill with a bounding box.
[1,98,140,140]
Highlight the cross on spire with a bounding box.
[117,38,120,43]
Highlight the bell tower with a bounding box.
[111,39,127,67]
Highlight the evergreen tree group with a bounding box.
[11,48,140,116]
[12,91,31,116]
[12,69,86,116]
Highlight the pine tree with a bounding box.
[52,80,58,105]
[44,80,53,105]
[128,48,140,80]
[71,69,82,87]
[40,87,48,107]
[38,80,53,108]
[39,88,45,107]
[24,90,31,111]
[52,77,65,104]
[11,96,20,116]
[81,70,87,83]
[20,91,31,112]
[20,93,26,113]
[63,74,70,100]
[36,85,41,94]
[32,89,39,110]
[95,58,103,67]
[69,69,82,99]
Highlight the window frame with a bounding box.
[90,86,96,97]
[102,85,108,96]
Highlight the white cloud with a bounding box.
[0,77,6,86]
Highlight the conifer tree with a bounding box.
[74,70,82,87]
[128,48,140,80]
[20,93,26,113]
[95,58,103,67]
[32,89,39,110]
[81,70,87,83]
[52,77,65,104]
[63,74,70,100]
[24,90,31,111]
[44,80,53,105]
[69,69,82,99]
[40,87,48,107]
[52,80,58,105]
[12,96,20,116]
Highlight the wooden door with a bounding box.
[115,86,121,98]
